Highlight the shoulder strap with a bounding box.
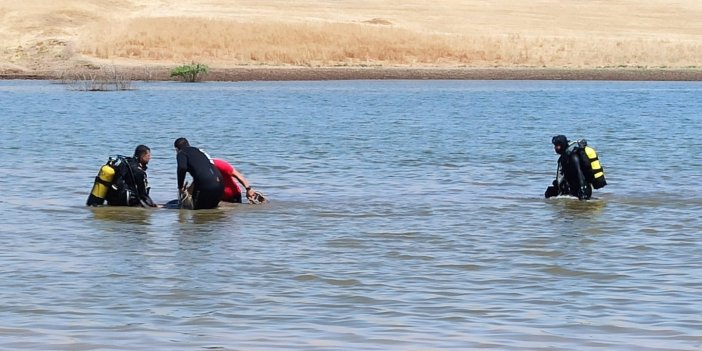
[564,141,581,155]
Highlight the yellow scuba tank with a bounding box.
[583,146,606,189]
[86,163,116,206]
[576,140,607,189]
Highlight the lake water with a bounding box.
[0,79,701,350]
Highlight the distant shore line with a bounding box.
[2,66,702,81]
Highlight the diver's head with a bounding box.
[134,144,151,165]
[174,137,190,151]
[551,135,568,154]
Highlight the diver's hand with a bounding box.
[245,188,256,201]
[545,186,558,198]
[247,189,267,204]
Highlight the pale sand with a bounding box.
[2,0,702,80]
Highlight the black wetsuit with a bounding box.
[554,145,592,200]
[176,146,224,209]
[106,157,156,207]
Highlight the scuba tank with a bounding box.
[575,139,607,189]
[86,156,124,206]
[86,164,115,206]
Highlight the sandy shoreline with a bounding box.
[2,66,702,82]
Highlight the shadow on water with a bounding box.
[161,199,230,225]
[90,206,155,225]
[546,196,607,218]
[177,208,229,225]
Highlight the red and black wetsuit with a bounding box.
[176,146,224,209]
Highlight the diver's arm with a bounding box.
[137,177,157,207]
[545,181,559,198]
[132,169,157,207]
[141,194,157,207]
[136,183,157,207]
[554,160,570,196]
[176,152,188,190]
[231,167,256,199]
[545,167,559,198]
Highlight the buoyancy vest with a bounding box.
[87,155,146,206]
[108,156,150,206]
[571,139,607,189]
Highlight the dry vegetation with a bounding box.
[1,0,702,79]
[57,65,134,91]
[79,17,702,68]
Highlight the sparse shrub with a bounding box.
[58,65,134,91]
[170,63,209,82]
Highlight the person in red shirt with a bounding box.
[213,158,260,203]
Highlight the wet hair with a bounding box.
[551,135,568,147]
[174,137,190,150]
[134,144,151,158]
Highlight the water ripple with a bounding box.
[1,80,701,350]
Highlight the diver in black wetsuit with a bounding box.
[106,145,157,207]
[545,135,592,200]
[174,137,224,209]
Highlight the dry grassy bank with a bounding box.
[1,0,702,79]
[79,17,702,69]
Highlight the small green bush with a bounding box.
[170,63,209,82]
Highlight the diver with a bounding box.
[545,135,607,200]
[174,137,224,210]
[212,158,266,204]
[104,145,157,207]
